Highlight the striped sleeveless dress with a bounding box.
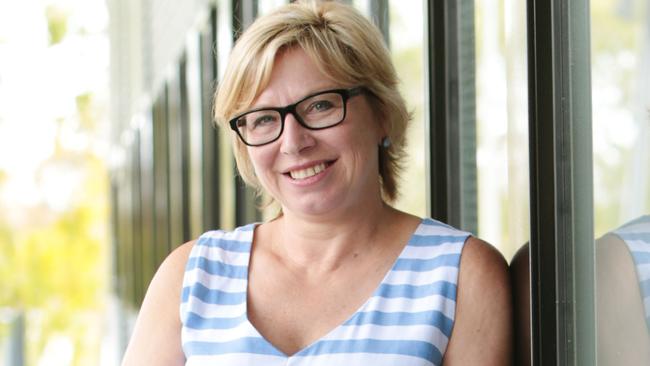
[612,215,650,329]
[180,217,470,365]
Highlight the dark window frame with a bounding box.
[179,53,192,242]
[138,114,156,305]
[200,6,222,231]
[152,86,171,267]
[166,70,183,249]
[426,0,478,234]
[526,0,595,364]
[232,0,262,226]
[130,130,144,303]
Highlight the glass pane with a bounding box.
[184,29,206,238]
[475,0,529,260]
[258,0,288,15]
[389,0,426,218]
[592,0,650,363]
[351,0,426,217]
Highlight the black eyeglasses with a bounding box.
[229,87,364,146]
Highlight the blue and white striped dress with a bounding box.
[612,215,650,330]
[180,217,470,365]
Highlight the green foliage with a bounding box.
[1,1,110,364]
[45,5,69,45]
[76,93,98,131]
[0,223,16,305]
[1,153,109,365]
[15,206,104,311]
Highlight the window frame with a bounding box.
[526,0,596,364]
[425,1,478,234]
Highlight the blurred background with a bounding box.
[0,0,648,365]
[0,0,111,365]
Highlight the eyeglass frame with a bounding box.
[228,86,364,147]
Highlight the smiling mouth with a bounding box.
[288,162,331,180]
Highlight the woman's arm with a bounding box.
[596,234,650,364]
[120,241,195,366]
[442,237,513,365]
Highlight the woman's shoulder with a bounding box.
[186,225,256,265]
[460,236,509,279]
[415,216,503,264]
[410,214,512,363]
[403,216,471,244]
[146,222,256,302]
[144,240,197,307]
[192,224,257,247]
[443,235,512,365]
[120,240,195,365]
[161,240,197,275]
[414,219,473,250]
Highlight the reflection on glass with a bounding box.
[592,0,650,363]
[596,216,650,364]
[592,0,650,232]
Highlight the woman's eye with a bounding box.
[235,118,247,128]
[309,100,334,112]
[252,114,277,128]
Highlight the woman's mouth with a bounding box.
[287,161,331,180]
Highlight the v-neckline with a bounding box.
[242,218,425,358]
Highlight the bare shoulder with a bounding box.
[121,240,195,366]
[442,237,513,366]
[142,240,196,304]
[596,234,650,364]
[160,240,196,276]
[459,237,510,292]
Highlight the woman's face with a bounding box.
[245,47,385,218]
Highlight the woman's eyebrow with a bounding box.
[249,85,339,110]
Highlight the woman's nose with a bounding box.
[279,113,316,155]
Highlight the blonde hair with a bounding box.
[214,0,410,203]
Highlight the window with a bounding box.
[107,0,650,363]
[592,0,650,363]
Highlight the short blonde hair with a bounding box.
[214,0,410,203]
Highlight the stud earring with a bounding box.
[381,136,391,148]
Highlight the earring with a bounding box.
[381,136,391,148]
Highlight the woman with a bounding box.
[121,1,512,365]
[596,215,650,364]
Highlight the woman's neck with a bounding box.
[266,200,399,274]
